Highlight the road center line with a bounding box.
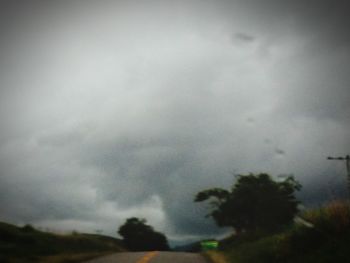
[135,251,158,263]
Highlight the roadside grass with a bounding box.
[1,252,112,263]
[37,252,114,263]
[220,200,350,263]
[303,200,350,231]
[204,251,229,263]
[0,221,125,263]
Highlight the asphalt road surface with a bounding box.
[85,251,208,263]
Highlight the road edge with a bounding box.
[202,251,229,263]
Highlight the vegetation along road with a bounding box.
[85,251,207,263]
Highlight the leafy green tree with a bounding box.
[118,217,169,251]
[195,173,301,234]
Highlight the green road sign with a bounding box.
[200,240,219,250]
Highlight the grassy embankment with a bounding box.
[0,222,126,263]
[205,201,350,263]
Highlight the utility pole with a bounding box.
[327,155,350,197]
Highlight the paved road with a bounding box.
[85,251,208,263]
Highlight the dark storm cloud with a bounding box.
[233,33,255,43]
[0,0,349,243]
[232,0,350,124]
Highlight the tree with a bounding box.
[118,217,169,251]
[195,173,301,234]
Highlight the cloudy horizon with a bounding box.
[0,0,349,245]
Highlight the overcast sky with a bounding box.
[0,0,349,245]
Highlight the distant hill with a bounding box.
[0,221,126,262]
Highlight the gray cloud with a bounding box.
[233,33,255,44]
[0,0,349,244]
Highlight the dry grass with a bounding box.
[37,252,113,263]
[1,252,114,263]
[214,200,350,263]
[0,221,125,263]
[303,200,350,232]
